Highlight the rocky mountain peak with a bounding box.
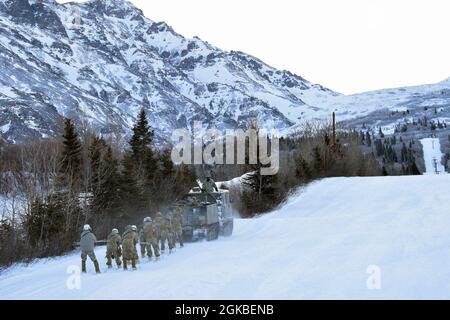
[83,0,143,18]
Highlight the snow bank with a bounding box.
[2,174,450,299]
[216,172,252,192]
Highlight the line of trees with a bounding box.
[238,122,384,217]
[368,134,421,175]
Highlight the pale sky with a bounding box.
[58,0,450,94]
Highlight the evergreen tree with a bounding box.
[58,118,83,191]
[241,121,280,214]
[374,139,384,157]
[175,164,197,194]
[401,142,408,162]
[54,118,84,236]
[24,194,76,255]
[89,136,106,194]
[129,109,154,160]
[430,122,437,131]
[159,148,175,177]
[365,131,372,147]
[407,162,421,175]
[120,153,140,212]
[313,145,324,174]
[89,137,120,217]
[295,154,313,182]
[121,108,157,214]
[0,219,13,256]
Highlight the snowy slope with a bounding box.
[420,138,447,174]
[327,80,450,121]
[2,174,450,299]
[330,79,450,138]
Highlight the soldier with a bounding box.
[139,227,146,258]
[162,214,176,254]
[131,225,139,264]
[106,228,122,269]
[154,212,166,252]
[141,217,160,260]
[80,224,100,274]
[122,225,139,271]
[203,176,218,193]
[172,207,184,248]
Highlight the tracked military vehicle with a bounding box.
[174,186,234,242]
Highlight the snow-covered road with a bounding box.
[2,174,450,299]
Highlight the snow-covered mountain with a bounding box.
[332,78,450,121]
[0,0,339,143]
[0,0,449,144]
[329,78,450,137]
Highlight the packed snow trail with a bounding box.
[420,138,447,174]
[2,175,450,299]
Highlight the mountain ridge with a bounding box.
[0,0,341,143]
[0,0,449,144]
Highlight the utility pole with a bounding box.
[332,112,336,147]
[433,157,440,175]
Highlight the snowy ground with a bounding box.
[420,138,447,174]
[1,138,449,300]
[1,173,450,299]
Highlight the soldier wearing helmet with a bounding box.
[122,225,139,270]
[139,224,146,258]
[106,228,122,269]
[154,212,166,252]
[203,175,218,193]
[79,224,100,274]
[172,206,184,248]
[140,216,160,260]
[162,213,176,254]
